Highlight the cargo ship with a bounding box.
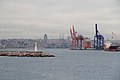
[104,41,119,51]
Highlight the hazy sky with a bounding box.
[0,0,120,39]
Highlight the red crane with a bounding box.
[70,25,85,50]
[70,25,77,49]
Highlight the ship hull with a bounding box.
[104,46,118,51]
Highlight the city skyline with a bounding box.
[0,0,120,39]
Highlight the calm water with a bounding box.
[0,49,120,80]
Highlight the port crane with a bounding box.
[70,25,91,50]
[111,32,120,40]
[111,32,120,45]
[94,24,104,49]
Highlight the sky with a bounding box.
[0,0,120,39]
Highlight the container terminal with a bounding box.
[70,24,120,51]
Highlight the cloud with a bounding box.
[0,0,120,39]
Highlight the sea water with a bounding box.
[0,49,120,80]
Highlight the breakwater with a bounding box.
[0,51,55,57]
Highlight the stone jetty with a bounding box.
[0,51,55,57]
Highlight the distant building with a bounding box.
[0,38,71,49]
[44,34,48,48]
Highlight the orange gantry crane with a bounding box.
[70,25,91,50]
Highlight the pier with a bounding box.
[0,51,55,57]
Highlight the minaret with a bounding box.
[35,42,37,52]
